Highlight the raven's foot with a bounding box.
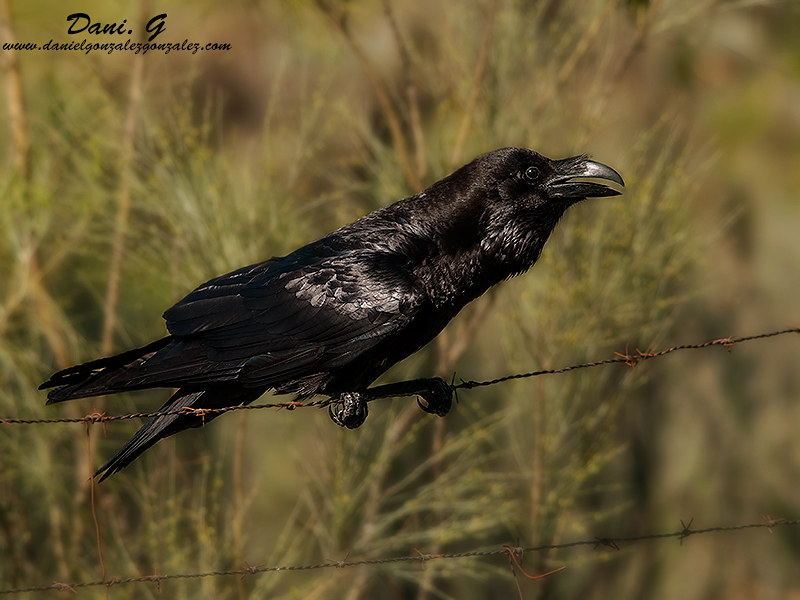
[415,377,453,417]
[328,392,368,429]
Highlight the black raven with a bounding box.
[40,147,623,480]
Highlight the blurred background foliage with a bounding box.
[1,0,799,598]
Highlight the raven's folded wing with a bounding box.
[160,246,428,388]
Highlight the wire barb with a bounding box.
[593,537,620,551]
[679,518,695,545]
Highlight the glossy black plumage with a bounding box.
[39,147,623,480]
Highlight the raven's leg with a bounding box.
[328,391,369,429]
[328,378,454,429]
[365,377,453,417]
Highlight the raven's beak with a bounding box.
[548,156,625,200]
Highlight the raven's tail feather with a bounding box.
[95,387,262,481]
[39,337,173,403]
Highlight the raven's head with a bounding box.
[489,147,624,207]
[396,147,625,298]
[471,147,625,277]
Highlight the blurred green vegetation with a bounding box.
[1,0,799,598]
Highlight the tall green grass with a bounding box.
[1,1,799,598]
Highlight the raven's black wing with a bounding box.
[157,241,429,393]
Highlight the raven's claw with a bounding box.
[329,392,369,429]
[416,377,453,417]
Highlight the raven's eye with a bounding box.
[523,166,540,182]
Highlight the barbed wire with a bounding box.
[2,327,797,426]
[455,327,799,389]
[1,517,796,595]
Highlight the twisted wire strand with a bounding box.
[3,327,797,426]
[1,518,796,595]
